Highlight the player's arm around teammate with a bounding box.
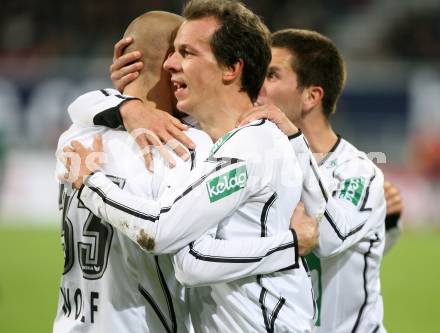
[173,201,318,287]
[65,57,320,288]
[61,121,318,254]
[238,105,387,257]
[69,37,196,172]
[64,92,321,273]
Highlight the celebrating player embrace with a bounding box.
[54,1,402,332]
[55,1,321,332]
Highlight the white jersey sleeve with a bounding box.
[289,132,327,220]
[68,88,137,127]
[172,229,298,287]
[67,91,300,278]
[78,121,299,259]
[289,134,386,257]
[317,156,386,256]
[78,158,252,254]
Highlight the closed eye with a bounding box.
[267,70,279,80]
[178,46,194,58]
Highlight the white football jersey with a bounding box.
[53,123,214,333]
[78,120,316,333]
[53,88,215,333]
[292,135,386,333]
[56,89,316,333]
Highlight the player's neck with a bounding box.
[124,79,173,114]
[300,111,338,155]
[196,91,253,142]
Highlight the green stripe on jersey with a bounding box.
[306,253,322,326]
[209,131,235,157]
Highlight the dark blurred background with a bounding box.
[1,0,439,225]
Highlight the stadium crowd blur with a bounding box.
[1,0,439,225]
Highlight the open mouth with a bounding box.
[172,80,188,96]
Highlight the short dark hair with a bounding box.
[182,0,271,102]
[272,29,346,117]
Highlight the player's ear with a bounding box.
[222,59,243,84]
[302,86,324,115]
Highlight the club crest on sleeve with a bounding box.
[336,177,366,206]
[206,165,248,203]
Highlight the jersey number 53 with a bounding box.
[59,176,125,280]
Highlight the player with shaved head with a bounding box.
[54,11,206,333]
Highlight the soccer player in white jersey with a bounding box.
[61,1,323,332]
[53,12,207,333]
[239,29,397,332]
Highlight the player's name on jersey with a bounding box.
[60,287,99,324]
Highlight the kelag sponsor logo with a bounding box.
[206,165,247,202]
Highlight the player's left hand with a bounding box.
[290,202,319,256]
[61,135,104,189]
[384,181,403,216]
[119,99,195,172]
[237,103,299,137]
[110,37,144,92]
